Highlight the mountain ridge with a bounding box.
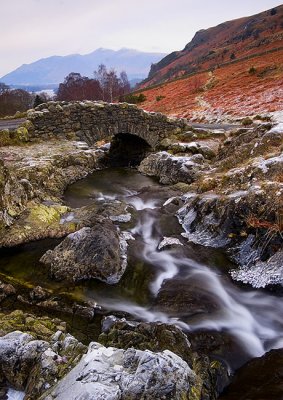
[140,4,283,88]
[1,48,167,86]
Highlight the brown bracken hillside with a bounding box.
[135,5,283,120]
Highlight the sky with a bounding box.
[0,0,281,77]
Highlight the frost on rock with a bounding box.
[158,236,184,250]
[138,151,207,184]
[119,231,135,273]
[268,122,283,134]
[230,250,283,289]
[7,388,25,400]
[42,342,195,400]
[110,213,131,223]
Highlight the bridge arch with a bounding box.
[106,133,151,166]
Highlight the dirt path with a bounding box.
[0,118,26,130]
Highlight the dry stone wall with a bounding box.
[26,101,188,149]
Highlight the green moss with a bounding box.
[0,310,68,341]
[7,207,19,217]
[173,182,191,193]
[15,126,29,141]
[0,129,12,146]
[28,204,68,225]
[189,385,202,400]
[241,117,253,126]
[66,131,77,140]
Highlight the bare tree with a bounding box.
[56,73,101,101]
[93,66,130,102]
[119,71,131,96]
[94,64,108,101]
[0,88,33,117]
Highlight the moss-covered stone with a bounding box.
[15,126,29,141]
[0,309,66,340]
[28,204,68,225]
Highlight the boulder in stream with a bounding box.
[40,219,130,284]
[138,151,208,184]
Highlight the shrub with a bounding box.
[253,114,271,122]
[241,117,253,126]
[121,93,147,104]
[248,66,257,74]
[270,8,277,15]
[156,95,165,101]
[230,53,236,60]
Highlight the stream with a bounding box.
[2,167,283,397]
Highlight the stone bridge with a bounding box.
[26,101,188,151]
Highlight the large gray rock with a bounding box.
[40,219,129,284]
[138,151,207,184]
[0,330,86,399]
[98,317,229,400]
[41,342,195,400]
[0,331,48,390]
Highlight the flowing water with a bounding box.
[2,167,283,373]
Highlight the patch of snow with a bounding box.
[99,142,111,150]
[74,141,89,149]
[7,388,25,400]
[268,123,283,134]
[158,237,183,250]
[253,154,283,174]
[163,197,177,206]
[119,231,135,272]
[110,213,131,223]
[60,212,74,224]
[228,190,248,199]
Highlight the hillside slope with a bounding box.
[135,5,283,120]
[1,48,166,85]
[141,5,283,88]
[136,49,283,120]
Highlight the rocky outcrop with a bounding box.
[138,151,208,184]
[40,219,132,284]
[40,341,195,400]
[99,317,229,400]
[0,329,86,400]
[177,186,283,288]
[0,310,87,399]
[0,140,104,246]
[165,122,283,289]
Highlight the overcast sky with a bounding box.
[0,0,281,77]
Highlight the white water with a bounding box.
[97,194,283,361]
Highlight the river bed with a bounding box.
[1,167,283,375]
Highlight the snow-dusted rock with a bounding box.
[138,151,208,184]
[41,342,195,400]
[158,236,184,250]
